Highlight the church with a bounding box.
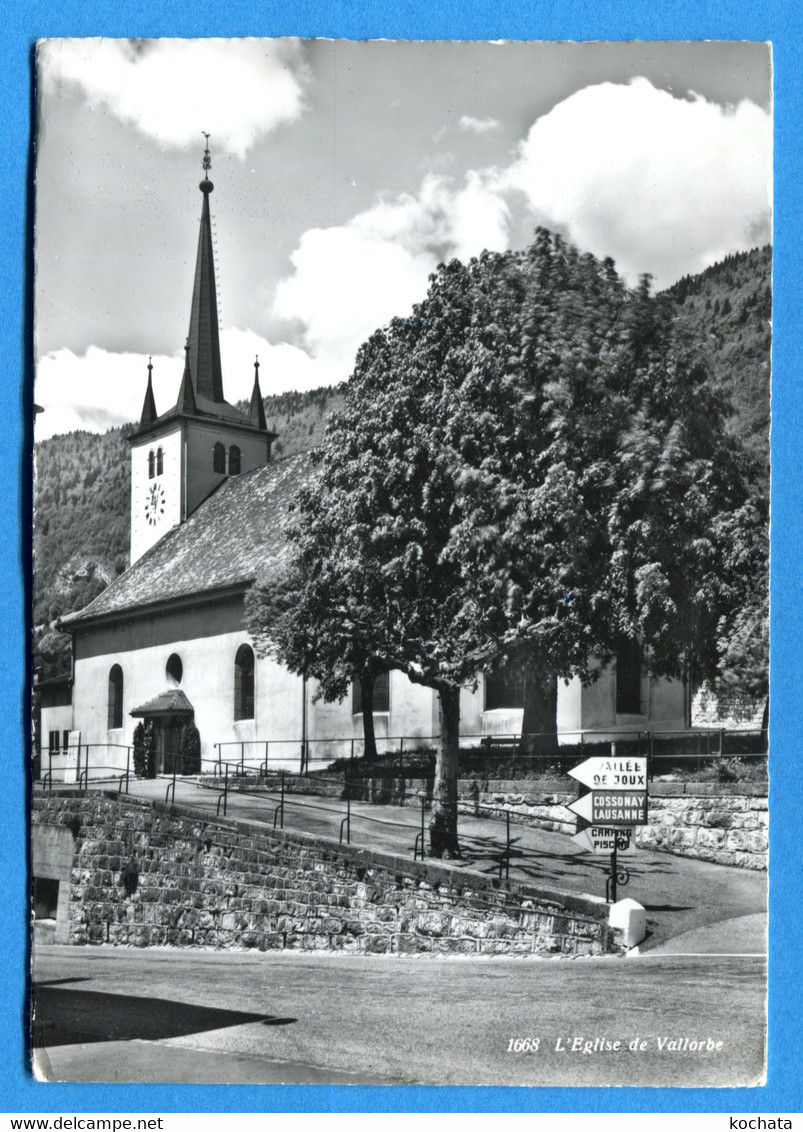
[45,149,689,780]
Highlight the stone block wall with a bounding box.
[456,780,768,870]
[262,773,768,870]
[32,793,619,956]
[635,785,768,869]
[458,778,576,834]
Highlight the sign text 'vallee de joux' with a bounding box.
[568,756,648,791]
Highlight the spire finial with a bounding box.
[147,356,153,378]
[254,355,260,376]
[199,134,214,196]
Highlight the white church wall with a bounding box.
[579,662,687,737]
[388,674,438,745]
[72,628,308,776]
[556,676,584,739]
[304,672,437,763]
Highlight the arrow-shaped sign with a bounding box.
[568,789,648,826]
[568,755,647,791]
[568,792,594,823]
[571,826,636,855]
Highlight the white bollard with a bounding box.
[609,897,647,948]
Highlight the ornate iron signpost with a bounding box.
[566,755,649,902]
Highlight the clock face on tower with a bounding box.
[144,481,167,526]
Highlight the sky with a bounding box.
[34,38,772,439]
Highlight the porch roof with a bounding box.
[130,689,195,718]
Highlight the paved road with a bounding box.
[31,944,766,1087]
[58,775,768,951]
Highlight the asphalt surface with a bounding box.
[60,774,769,951]
[31,944,767,1087]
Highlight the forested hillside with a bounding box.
[33,384,344,676]
[662,245,771,474]
[32,245,770,680]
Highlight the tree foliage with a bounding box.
[247,230,761,854]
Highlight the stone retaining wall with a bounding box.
[636,786,768,869]
[224,773,768,871]
[32,794,620,956]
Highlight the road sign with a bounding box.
[568,789,648,826]
[568,756,647,791]
[571,826,636,855]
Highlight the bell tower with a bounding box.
[129,137,277,565]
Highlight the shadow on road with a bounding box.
[32,985,296,1047]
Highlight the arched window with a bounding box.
[615,639,643,715]
[234,644,255,721]
[352,671,390,714]
[484,664,525,711]
[107,665,123,730]
[228,445,241,476]
[148,450,155,479]
[156,447,164,475]
[165,653,183,686]
[213,442,226,473]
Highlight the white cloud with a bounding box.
[506,77,772,287]
[39,38,308,157]
[35,347,183,439]
[273,78,771,375]
[35,330,339,439]
[273,171,510,370]
[220,328,343,395]
[458,115,500,134]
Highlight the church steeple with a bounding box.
[129,138,278,565]
[187,134,224,403]
[248,356,268,431]
[138,357,158,430]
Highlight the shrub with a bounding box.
[180,722,201,775]
[133,720,155,778]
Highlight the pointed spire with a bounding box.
[176,339,197,415]
[139,357,158,430]
[248,355,268,431]
[186,134,224,403]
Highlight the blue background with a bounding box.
[4,0,799,1115]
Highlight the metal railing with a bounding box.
[33,738,767,902]
[36,743,134,791]
[211,727,767,777]
[33,726,767,800]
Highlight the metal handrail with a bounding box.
[272,771,285,829]
[339,791,351,844]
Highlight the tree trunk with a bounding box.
[521,669,559,759]
[429,685,461,858]
[360,672,378,760]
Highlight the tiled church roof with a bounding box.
[62,450,317,627]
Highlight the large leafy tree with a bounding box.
[246,502,391,760]
[247,231,760,855]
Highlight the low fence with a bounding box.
[38,743,134,789]
[213,727,767,779]
[33,727,767,790]
[33,742,769,874]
